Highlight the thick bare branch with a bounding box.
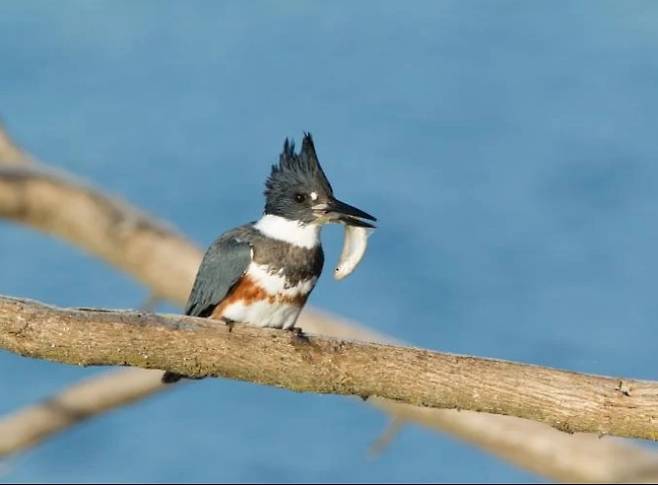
[2,296,658,443]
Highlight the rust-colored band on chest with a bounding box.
[210,275,309,320]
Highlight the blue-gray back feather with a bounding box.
[184,231,252,317]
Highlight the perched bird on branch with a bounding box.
[163,133,376,383]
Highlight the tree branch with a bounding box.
[375,402,658,483]
[2,295,658,443]
[0,123,30,166]
[0,164,199,305]
[0,368,167,455]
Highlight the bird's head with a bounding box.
[264,133,376,228]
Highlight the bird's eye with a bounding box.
[294,193,306,203]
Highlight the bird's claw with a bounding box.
[222,317,236,333]
[288,326,310,344]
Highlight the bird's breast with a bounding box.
[211,262,318,329]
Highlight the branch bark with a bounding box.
[2,296,658,443]
[2,125,658,482]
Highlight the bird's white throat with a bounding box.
[254,214,321,249]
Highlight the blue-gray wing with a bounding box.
[184,234,252,317]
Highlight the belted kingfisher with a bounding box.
[163,133,376,383]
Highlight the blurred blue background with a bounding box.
[2,0,658,482]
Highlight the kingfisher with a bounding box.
[162,133,376,383]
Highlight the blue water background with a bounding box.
[2,1,658,482]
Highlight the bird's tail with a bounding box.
[162,371,183,384]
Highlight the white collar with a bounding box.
[254,214,321,249]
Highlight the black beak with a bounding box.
[326,197,377,228]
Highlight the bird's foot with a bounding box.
[222,317,236,333]
[161,371,207,383]
[288,326,310,344]
[162,371,182,384]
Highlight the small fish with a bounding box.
[334,224,372,280]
